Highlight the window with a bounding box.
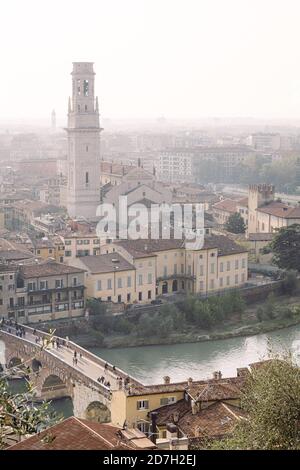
[97,280,102,291]
[127,293,131,302]
[55,279,63,289]
[28,282,36,291]
[188,265,191,275]
[107,296,111,301]
[83,79,89,96]
[160,397,176,406]
[210,279,214,289]
[65,250,71,257]
[117,278,122,288]
[200,281,204,290]
[148,273,152,284]
[65,240,71,245]
[40,280,48,290]
[226,276,230,286]
[227,261,231,271]
[137,400,149,410]
[148,290,152,299]
[85,172,89,185]
[107,279,112,290]
[235,260,239,269]
[86,145,89,152]
[181,264,184,274]
[137,422,149,434]
[242,258,246,269]
[242,273,245,283]
[210,263,215,274]
[138,292,142,301]
[127,276,131,288]
[220,262,224,272]
[174,264,177,274]
[77,79,81,95]
[138,274,143,286]
[235,274,239,284]
[163,266,167,277]
[73,277,78,286]
[219,277,223,287]
[118,295,122,303]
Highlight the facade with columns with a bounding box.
[66,62,101,219]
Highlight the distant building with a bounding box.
[212,197,248,227]
[248,184,300,234]
[158,149,193,183]
[250,133,281,152]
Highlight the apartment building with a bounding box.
[61,232,101,261]
[0,261,86,323]
[158,149,193,183]
[102,232,248,297]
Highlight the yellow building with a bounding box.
[102,233,248,297]
[61,232,101,262]
[71,253,138,304]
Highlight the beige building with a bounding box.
[1,261,86,323]
[102,233,248,297]
[213,197,248,227]
[248,184,300,234]
[61,232,101,262]
[71,252,139,304]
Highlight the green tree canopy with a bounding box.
[213,355,300,450]
[224,212,246,234]
[269,224,300,271]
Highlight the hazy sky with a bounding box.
[2,0,300,121]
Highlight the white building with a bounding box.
[66,62,101,219]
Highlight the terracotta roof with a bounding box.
[202,234,248,256]
[188,381,241,402]
[178,401,247,439]
[0,249,34,261]
[77,253,135,274]
[20,261,85,278]
[213,199,239,214]
[8,417,155,450]
[257,201,300,219]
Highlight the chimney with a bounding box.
[150,412,158,444]
[163,376,170,384]
[187,377,193,387]
[191,400,197,415]
[166,423,178,440]
[213,370,222,380]
[173,411,180,423]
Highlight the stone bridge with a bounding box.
[0,323,141,423]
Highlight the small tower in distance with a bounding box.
[51,109,56,132]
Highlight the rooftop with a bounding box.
[20,260,85,278]
[77,252,135,274]
[257,201,300,219]
[8,417,155,451]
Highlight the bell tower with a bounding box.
[66,62,101,218]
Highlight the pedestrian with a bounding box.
[74,357,78,366]
[105,362,108,370]
[66,335,69,347]
[33,329,36,335]
[74,350,77,359]
[56,339,60,349]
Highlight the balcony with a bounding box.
[157,273,195,282]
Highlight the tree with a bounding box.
[224,212,246,234]
[281,270,299,295]
[269,224,300,272]
[212,355,300,450]
[0,332,60,448]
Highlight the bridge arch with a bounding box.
[85,401,111,423]
[32,358,42,372]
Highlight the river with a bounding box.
[2,324,300,418]
[91,323,300,384]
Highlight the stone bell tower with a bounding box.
[66,62,101,218]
